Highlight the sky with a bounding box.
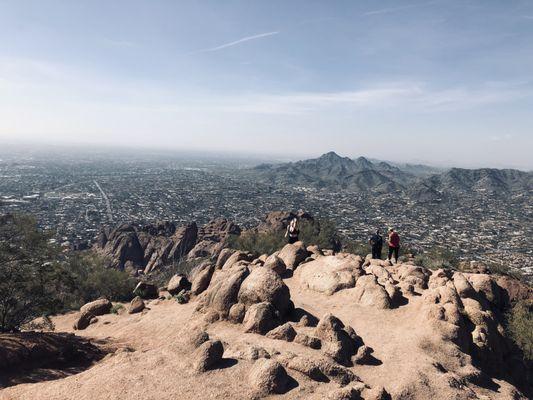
[0,0,532,169]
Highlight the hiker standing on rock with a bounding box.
[369,229,383,259]
[285,217,300,244]
[387,227,400,263]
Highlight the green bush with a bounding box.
[343,240,369,257]
[64,252,137,309]
[0,213,136,331]
[506,300,533,362]
[227,218,342,255]
[413,246,459,270]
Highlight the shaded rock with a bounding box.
[238,267,291,316]
[228,303,246,324]
[294,333,322,349]
[467,274,500,305]
[353,345,373,365]
[196,264,249,317]
[362,386,390,400]
[266,322,297,342]
[327,382,365,400]
[167,223,198,261]
[187,328,210,349]
[167,274,191,295]
[133,281,159,299]
[280,354,329,382]
[128,296,145,314]
[278,241,309,270]
[242,302,279,334]
[73,311,95,330]
[80,298,112,316]
[452,272,477,299]
[248,359,289,396]
[193,339,224,372]
[315,314,359,365]
[222,251,254,270]
[190,263,215,295]
[189,218,241,259]
[216,248,236,269]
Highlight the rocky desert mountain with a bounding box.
[246,152,533,197]
[1,212,531,400]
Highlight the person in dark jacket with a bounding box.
[387,227,400,263]
[368,229,383,259]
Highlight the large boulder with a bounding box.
[278,241,309,270]
[349,274,391,309]
[315,314,359,366]
[193,339,224,372]
[95,224,144,270]
[190,263,215,295]
[248,359,289,396]
[80,298,112,316]
[167,223,198,262]
[263,254,287,275]
[222,251,254,270]
[242,302,279,334]
[467,274,500,305]
[73,311,95,330]
[295,255,363,295]
[167,274,191,295]
[196,264,249,317]
[188,218,241,259]
[128,296,145,314]
[255,210,314,233]
[238,267,291,316]
[216,248,236,269]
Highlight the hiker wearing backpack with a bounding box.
[387,227,400,263]
[369,229,383,259]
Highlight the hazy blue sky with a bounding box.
[1,1,532,168]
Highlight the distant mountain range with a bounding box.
[247,152,532,199]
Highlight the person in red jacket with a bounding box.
[387,227,400,263]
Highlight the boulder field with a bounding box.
[1,242,531,400]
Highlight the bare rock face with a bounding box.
[295,254,363,295]
[96,224,145,270]
[350,274,392,309]
[237,267,291,317]
[215,248,235,269]
[167,223,198,262]
[263,254,287,275]
[315,314,359,366]
[242,302,279,334]
[396,264,430,291]
[278,241,309,270]
[196,264,249,318]
[80,298,112,316]
[188,218,241,259]
[265,322,297,342]
[221,251,254,270]
[327,382,365,400]
[73,311,95,330]
[193,339,224,372]
[248,359,289,396]
[190,263,215,295]
[128,296,145,314]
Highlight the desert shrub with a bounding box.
[0,214,66,332]
[227,218,342,255]
[65,252,137,308]
[343,240,369,257]
[227,230,285,255]
[111,304,124,314]
[506,300,533,362]
[486,262,524,281]
[0,214,136,331]
[413,246,459,270]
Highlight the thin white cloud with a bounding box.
[189,31,279,54]
[363,1,439,16]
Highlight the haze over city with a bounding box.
[1,0,533,169]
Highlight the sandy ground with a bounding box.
[0,275,523,400]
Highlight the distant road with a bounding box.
[93,180,113,222]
